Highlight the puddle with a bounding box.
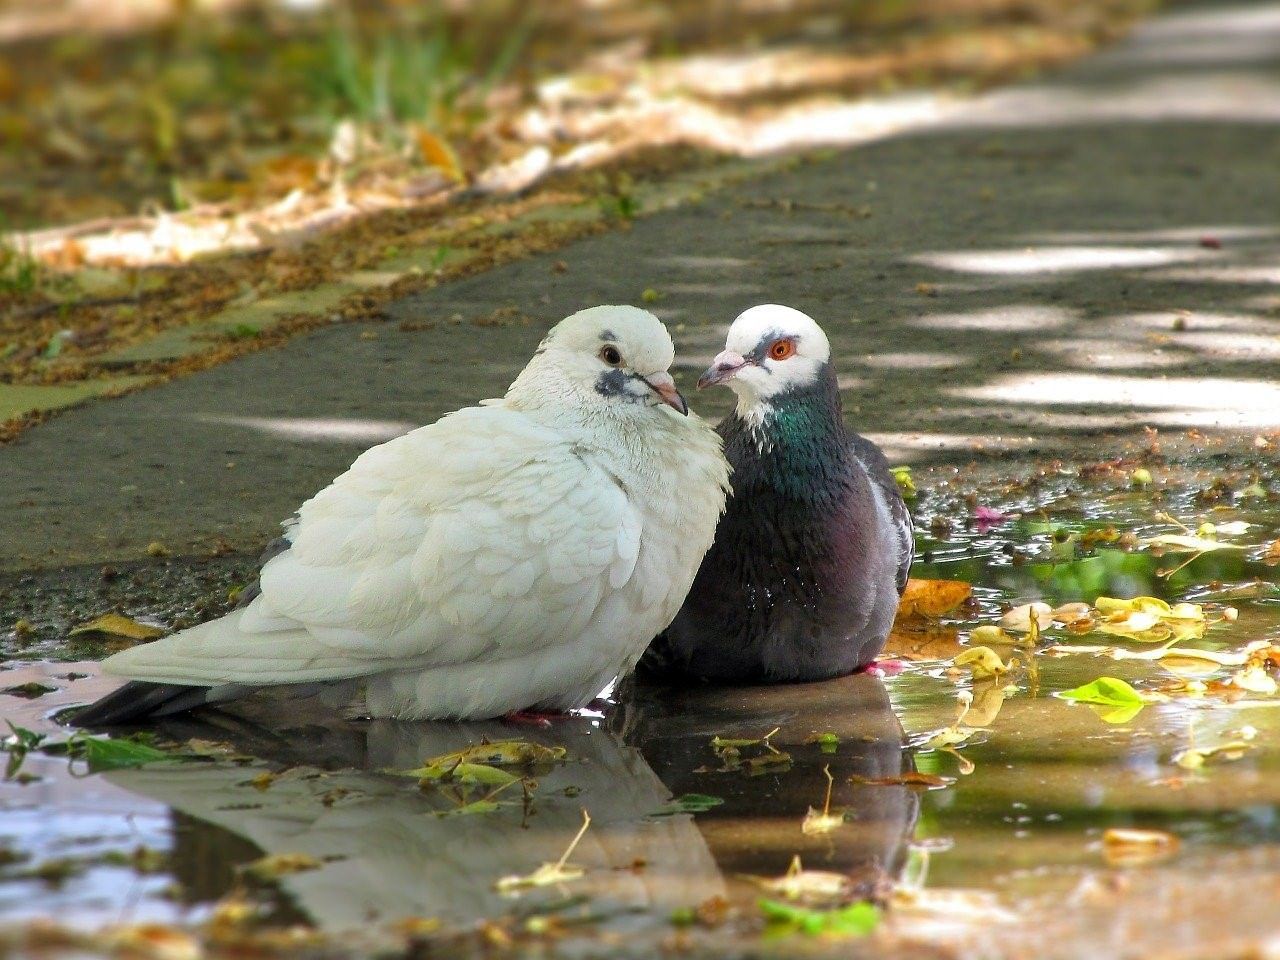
[4,462,1280,956]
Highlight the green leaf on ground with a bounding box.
[650,793,725,816]
[1059,676,1144,707]
[1058,677,1146,723]
[2,682,56,699]
[759,898,881,937]
[399,739,567,780]
[78,735,171,771]
[415,762,519,787]
[805,732,841,754]
[436,799,503,817]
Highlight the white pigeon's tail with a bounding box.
[102,609,389,687]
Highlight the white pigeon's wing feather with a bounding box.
[109,405,644,687]
[103,610,379,685]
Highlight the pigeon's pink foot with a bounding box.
[502,709,569,727]
[864,658,907,677]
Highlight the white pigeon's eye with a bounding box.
[600,345,624,366]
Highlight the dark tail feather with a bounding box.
[76,535,295,728]
[74,681,215,727]
[633,633,705,688]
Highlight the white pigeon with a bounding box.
[77,306,730,723]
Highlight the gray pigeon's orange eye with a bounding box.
[769,339,796,361]
[600,345,623,366]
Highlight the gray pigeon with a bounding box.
[645,304,913,683]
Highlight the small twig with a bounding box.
[555,809,591,873]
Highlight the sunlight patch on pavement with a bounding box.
[911,246,1212,275]
[1172,332,1280,362]
[908,305,1075,332]
[866,430,1042,464]
[1149,264,1280,285]
[196,415,417,443]
[1118,311,1280,333]
[1019,226,1280,245]
[944,407,1138,431]
[958,73,1280,127]
[949,374,1280,429]
[1034,339,1189,370]
[859,352,968,371]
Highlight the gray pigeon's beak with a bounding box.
[642,371,689,415]
[697,350,748,389]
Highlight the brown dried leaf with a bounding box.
[895,579,972,622]
[1264,538,1280,566]
[850,772,954,789]
[102,924,200,960]
[883,625,963,661]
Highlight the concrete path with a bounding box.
[3,1,1280,571]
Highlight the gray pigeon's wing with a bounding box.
[232,528,295,609]
[847,431,914,593]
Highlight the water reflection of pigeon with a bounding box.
[78,306,729,724]
[646,304,913,684]
[106,674,916,939]
[107,711,725,935]
[618,672,920,902]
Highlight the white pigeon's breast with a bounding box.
[590,414,730,671]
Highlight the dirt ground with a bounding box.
[1,0,1278,577]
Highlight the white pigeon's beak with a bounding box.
[641,371,689,415]
[697,351,748,389]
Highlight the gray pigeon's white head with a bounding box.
[508,305,688,416]
[698,304,831,412]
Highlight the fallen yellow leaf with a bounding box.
[1102,827,1179,867]
[754,855,853,904]
[801,765,845,835]
[953,646,1008,680]
[413,126,464,183]
[969,625,1010,645]
[240,853,323,882]
[68,613,164,643]
[495,809,590,893]
[1173,727,1257,770]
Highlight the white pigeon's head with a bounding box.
[508,305,688,417]
[698,304,831,411]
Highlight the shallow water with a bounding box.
[5,467,1280,956]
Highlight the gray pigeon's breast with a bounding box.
[661,469,900,684]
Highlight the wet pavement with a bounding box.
[6,458,1280,957]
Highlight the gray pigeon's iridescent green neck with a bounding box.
[733,366,847,500]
